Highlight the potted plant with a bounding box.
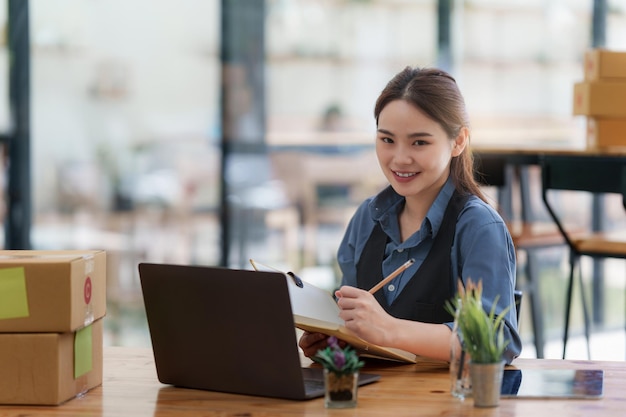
[312,336,364,408]
[446,279,511,407]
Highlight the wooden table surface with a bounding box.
[0,346,624,416]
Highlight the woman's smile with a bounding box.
[392,170,418,182]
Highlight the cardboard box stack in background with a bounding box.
[573,49,626,148]
[0,250,106,405]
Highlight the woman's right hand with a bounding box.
[298,331,329,358]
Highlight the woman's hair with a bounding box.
[374,66,486,202]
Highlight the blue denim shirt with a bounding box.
[337,178,521,363]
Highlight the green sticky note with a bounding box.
[74,325,93,378]
[0,267,29,320]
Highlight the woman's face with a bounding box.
[376,99,461,201]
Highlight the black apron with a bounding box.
[356,191,468,324]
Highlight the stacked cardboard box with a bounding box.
[573,49,626,148]
[0,250,106,405]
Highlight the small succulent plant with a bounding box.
[312,336,364,375]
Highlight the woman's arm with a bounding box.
[455,201,522,363]
[335,285,455,361]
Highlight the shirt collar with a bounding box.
[368,185,403,222]
[368,178,456,238]
[427,178,456,238]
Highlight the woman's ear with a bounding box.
[451,127,469,157]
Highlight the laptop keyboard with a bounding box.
[304,378,325,392]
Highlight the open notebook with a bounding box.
[250,260,417,364]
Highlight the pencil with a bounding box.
[368,258,415,294]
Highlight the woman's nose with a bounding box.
[393,146,413,164]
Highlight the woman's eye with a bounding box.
[414,140,428,146]
[380,137,393,144]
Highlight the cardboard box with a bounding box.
[573,81,626,118]
[585,49,626,81]
[0,250,106,332]
[586,117,626,148]
[0,319,103,405]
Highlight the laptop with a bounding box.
[138,263,380,400]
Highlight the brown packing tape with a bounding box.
[0,254,95,259]
[586,118,598,148]
[82,255,96,327]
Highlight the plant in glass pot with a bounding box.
[446,279,511,408]
[312,336,364,408]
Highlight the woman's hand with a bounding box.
[298,331,329,358]
[335,285,394,347]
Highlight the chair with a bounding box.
[541,153,626,359]
[474,152,569,358]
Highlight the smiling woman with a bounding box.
[375,99,468,240]
[298,66,521,365]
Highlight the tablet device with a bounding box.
[501,368,603,399]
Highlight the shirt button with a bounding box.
[388,284,395,292]
[397,248,404,253]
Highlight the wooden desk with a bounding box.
[0,347,624,416]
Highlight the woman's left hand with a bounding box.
[335,285,394,346]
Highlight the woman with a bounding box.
[299,66,521,364]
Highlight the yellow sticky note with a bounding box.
[74,325,93,378]
[0,267,29,320]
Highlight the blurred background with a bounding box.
[1,0,625,359]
